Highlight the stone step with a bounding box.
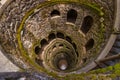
[0,50,20,72]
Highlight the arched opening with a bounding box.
[51,10,60,17]
[81,16,93,34]
[58,58,68,71]
[85,39,94,51]
[40,39,48,47]
[35,46,41,55]
[48,33,56,41]
[66,36,72,43]
[72,42,77,50]
[67,9,77,24]
[57,32,64,39]
[83,58,87,63]
[54,53,71,71]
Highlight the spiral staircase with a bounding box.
[0,0,120,80]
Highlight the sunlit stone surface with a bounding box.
[0,51,19,72]
[58,59,68,71]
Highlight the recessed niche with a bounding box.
[35,46,40,54]
[48,33,56,41]
[51,10,60,17]
[83,58,87,63]
[74,51,79,57]
[67,9,77,24]
[59,44,64,47]
[57,32,64,39]
[85,39,94,51]
[40,39,48,47]
[66,36,72,43]
[81,16,93,34]
[72,42,77,50]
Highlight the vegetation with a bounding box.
[16,0,118,79]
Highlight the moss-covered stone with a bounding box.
[15,0,115,79]
[61,63,120,80]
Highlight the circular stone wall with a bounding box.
[0,0,117,78]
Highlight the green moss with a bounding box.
[51,0,104,16]
[83,3,104,16]
[114,70,120,75]
[91,75,97,80]
[90,66,113,74]
[61,63,120,80]
[94,17,105,55]
[16,0,106,78]
[63,73,85,80]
